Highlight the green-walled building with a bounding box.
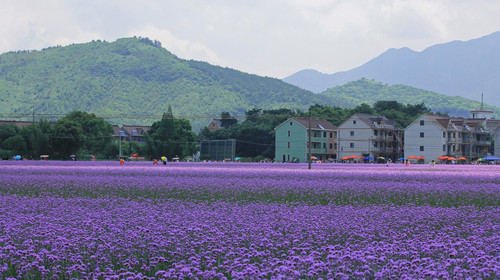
[275,118,337,163]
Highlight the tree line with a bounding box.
[199,101,431,161]
[0,101,430,161]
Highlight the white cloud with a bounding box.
[127,25,220,64]
[1,0,500,78]
[0,0,101,52]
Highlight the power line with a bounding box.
[0,113,425,123]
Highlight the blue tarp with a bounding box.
[483,156,500,161]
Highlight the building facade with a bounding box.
[112,125,150,145]
[275,118,337,163]
[404,114,492,162]
[337,113,402,161]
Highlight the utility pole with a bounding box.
[308,111,312,170]
[119,126,122,159]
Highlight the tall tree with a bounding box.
[144,106,198,159]
[51,118,83,158]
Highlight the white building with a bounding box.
[337,113,402,161]
[404,115,449,162]
[405,114,491,162]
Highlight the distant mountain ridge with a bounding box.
[284,31,500,107]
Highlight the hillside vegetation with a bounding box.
[1,37,497,131]
[320,78,500,117]
[0,37,327,130]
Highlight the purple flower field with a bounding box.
[0,161,499,279]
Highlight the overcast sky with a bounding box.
[1,0,500,79]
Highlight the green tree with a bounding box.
[51,118,83,159]
[20,125,50,158]
[354,103,375,115]
[0,124,19,145]
[220,112,238,128]
[60,111,114,155]
[1,135,27,156]
[144,106,198,159]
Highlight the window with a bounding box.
[323,143,326,149]
[353,120,357,125]
[374,142,378,148]
[290,122,293,126]
[350,143,354,148]
[330,132,333,138]
[313,132,317,137]
[329,143,333,149]
[420,120,424,126]
[443,132,446,138]
[420,132,424,138]
[374,130,378,136]
[287,155,290,161]
[287,142,290,148]
[420,146,424,152]
[288,130,290,137]
[323,132,327,138]
[443,144,446,151]
[350,131,354,136]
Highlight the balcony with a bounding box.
[372,136,392,142]
[311,147,328,154]
[476,140,491,146]
[447,138,461,143]
[462,137,477,144]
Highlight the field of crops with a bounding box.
[0,161,499,279]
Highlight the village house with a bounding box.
[404,114,492,162]
[336,113,403,161]
[207,118,237,133]
[275,117,337,163]
[112,125,150,145]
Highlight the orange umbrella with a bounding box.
[407,156,418,159]
[457,157,466,161]
[341,157,349,160]
[438,156,449,160]
[349,155,359,159]
[417,156,425,160]
[448,157,457,161]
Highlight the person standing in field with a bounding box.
[405,160,410,167]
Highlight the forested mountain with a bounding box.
[319,78,500,117]
[0,37,328,130]
[284,31,500,107]
[1,37,497,132]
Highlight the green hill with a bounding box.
[320,78,500,117]
[0,37,328,130]
[1,38,496,132]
